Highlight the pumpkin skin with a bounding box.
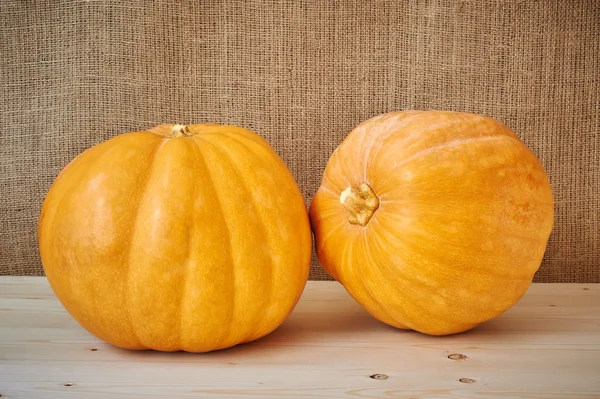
[309,111,554,335]
[39,124,311,352]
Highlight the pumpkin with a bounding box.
[39,123,312,352]
[309,111,554,335]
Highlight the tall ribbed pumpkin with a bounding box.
[39,124,311,352]
[310,111,554,335]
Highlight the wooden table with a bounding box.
[1,277,599,398]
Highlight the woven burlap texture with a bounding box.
[1,1,598,281]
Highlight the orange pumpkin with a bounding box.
[39,124,311,352]
[310,111,554,335]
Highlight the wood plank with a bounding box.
[0,277,599,399]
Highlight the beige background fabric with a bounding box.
[1,1,598,282]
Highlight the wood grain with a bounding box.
[0,277,599,399]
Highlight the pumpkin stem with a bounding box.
[340,182,379,226]
[169,124,193,137]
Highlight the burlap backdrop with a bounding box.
[1,1,598,281]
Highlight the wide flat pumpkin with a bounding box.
[310,111,554,335]
[39,124,312,352]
